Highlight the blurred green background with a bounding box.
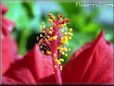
[3,0,113,62]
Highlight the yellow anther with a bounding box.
[40,45,43,48]
[64,40,68,44]
[68,32,73,36]
[65,53,68,56]
[60,24,64,28]
[70,33,73,36]
[69,28,73,32]
[64,47,68,51]
[64,23,66,26]
[46,50,51,55]
[40,34,42,37]
[47,35,50,39]
[60,65,63,71]
[49,31,52,34]
[68,37,72,40]
[48,13,55,19]
[60,47,63,51]
[68,48,71,51]
[59,58,64,62]
[48,37,53,41]
[53,35,57,40]
[64,32,67,35]
[57,60,61,65]
[58,14,63,19]
[61,51,65,55]
[48,19,53,23]
[50,27,52,30]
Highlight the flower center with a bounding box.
[37,13,73,71]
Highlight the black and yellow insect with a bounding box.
[27,32,52,55]
[37,33,52,55]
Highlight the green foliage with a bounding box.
[4,1,41,55]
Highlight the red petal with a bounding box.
[2,68,36,84]
[62,31,113,83]
[3,45,55,84]
[22,45,54,82]
[2,35,18,75]
[2,17,15,36]
[1,3,8,15]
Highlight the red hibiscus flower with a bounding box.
[1,4,113,85]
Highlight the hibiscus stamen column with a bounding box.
[37,13,73,84]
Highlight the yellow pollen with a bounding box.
[68,37,72,40]
[47,35,50,38]
[50,27,52,30]
[46,50,51,55]
[68,32,73,36]
[68,48,71,51]
[64,32,67,35]
[48,13,55,19]
[59,58,64,62]
[49,31,52,34]
[40,34,43,37]
[48,19,53,23]
[57,60,61,65]
[48,37,53,41]
[61,51,65,55]
[60,24,64,28]
[40,46,42,48]
[64,23,66,26]
[58,14,63,19]
[53,35,57,40]
[69,28,73,32]
[64,47,68,51]
[65,53,68,56]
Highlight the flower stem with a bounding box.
[51,40,62,84]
